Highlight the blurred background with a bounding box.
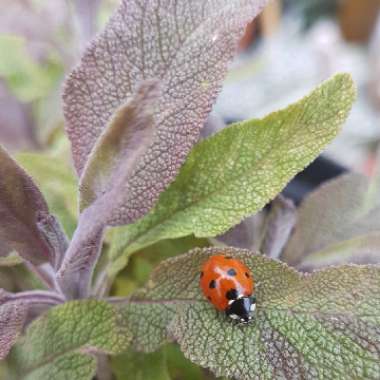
[1,0,380,204]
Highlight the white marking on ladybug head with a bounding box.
[229,313,239,320]
[250,303,256,312]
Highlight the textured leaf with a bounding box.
[36,214,68,270]
[109,74,356,264]
[213,213,266,251]
[0,290,27,360]
[260,195,296,259]
[0,146,53,265]
[58,82,158,298]
[299,233,380,271]
[11,300,131,380]
[16,152,78,238]
[79,80,158,222]
[63,0,269,220]
[57,224,103,299]
[112,348,170,380]
[119,247,380,380]
[282,173,380,268]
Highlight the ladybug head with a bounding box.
[226,296,256,324]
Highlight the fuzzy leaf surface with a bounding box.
[63,0,269,220]
[0,290,27,360]
[260,195,296,259]
[16,152,78,237]
[110,74,355,263]
[0,146,53,265]
[79,80,158,223]
[282,173,380,268]
[120,247,380,380]
[11,300,131,380]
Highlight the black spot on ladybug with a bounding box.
[226,288,238,300]
[208,296,212,301]
[245,272,250,278]
[209,279,216,289]
[200,271,204,278]
[227,268,237,276]
[225,256,233,259]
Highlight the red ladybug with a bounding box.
[200,254,256,324]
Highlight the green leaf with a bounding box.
[110,73,356,264]
[165,343,204,380]
[120,247,380,380]
[111,349,170,380]
[11,300,131,380]
[16,152,78,238]
[282,173,380,269]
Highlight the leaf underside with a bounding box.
[282,173,380,268]
[108,73,356,273]
[121,247,380,380]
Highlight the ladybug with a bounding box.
[200,255,256,324]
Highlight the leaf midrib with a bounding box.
[122,108,341,254]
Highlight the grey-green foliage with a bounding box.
[10,300,131,380]
[108,73,356,274]
[282,173,380,269]
[121,247,380,380]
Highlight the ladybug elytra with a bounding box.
[200,255,256,324]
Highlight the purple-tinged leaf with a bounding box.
[1,289,62,360]
[212,212,266,250]
[0,145,53,265]
[58,82,159,299]
[36,213,69,270]
[282,173,380,268]
[0,290,26,360]
[63,0,269,220]
[6,290,65,306]
[298,232,380,271]
[260,195,296,259]
[79,80,158,223]
[57,223,103,299]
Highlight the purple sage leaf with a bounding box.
[63,0,269,222]
[260,195,296,259]
[0,289,27,360]
[79,80,159,223]
[0,289,64,360]
[58,81,160,298]
[0,145,53,265]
